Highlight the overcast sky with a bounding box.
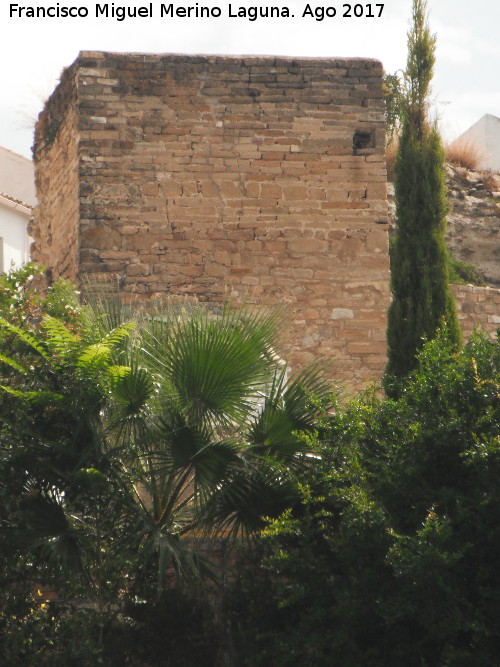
[1,0,499,158]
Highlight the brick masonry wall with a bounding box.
[31,63,80,283]
[32,51,390,389]
[31,53,500,391]
[453,285,500,340]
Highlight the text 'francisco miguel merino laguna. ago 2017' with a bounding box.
[9,3,385,21]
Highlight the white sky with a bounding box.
[1,0,499,158]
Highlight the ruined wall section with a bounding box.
[34,52,390,387]
[32,64,80,282]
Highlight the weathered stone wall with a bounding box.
[453,285,500,340]
[31,63,80,283]
[33,51,390,388]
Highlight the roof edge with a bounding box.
[0,192,33,214]
[76,50,383,67]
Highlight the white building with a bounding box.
[0,147,35,273]
[456,114,500,173]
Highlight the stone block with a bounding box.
[331,308,354,319]
[287,240,328,254]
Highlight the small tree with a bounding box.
[384,0,460,393]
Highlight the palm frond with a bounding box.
[76,343,113,371]
[202,461,298,539]
[0,317,52,361]
[0,385,64,403]
[41,314,80,362]
[110,364,154,414]
[246,363,332,462]
[100,322,135,348]
[18,488,85,576]
[144,305,284,426]
[0,353,28,374]
[158,412,241,490]
[135,527,217,592]
[247,405,304,463]
[281,363,333,428]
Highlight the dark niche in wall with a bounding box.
[353,130,374,155]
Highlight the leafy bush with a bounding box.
[0,597,102,667]
[231,329,500,665]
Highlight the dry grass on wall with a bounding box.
[445,138,486,171]
[482,172,500,191]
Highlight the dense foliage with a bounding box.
[2,266,499,665]
[385,0,461,392]
[0,266,330,664]
[231,328,500,665]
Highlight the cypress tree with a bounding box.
[384,0,461,394]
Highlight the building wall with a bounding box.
[32,62,80,282]
[0,203,31,271]
[0,146,37,208]
[458,114,500,172]
[0,147,36,272]
[32,52,390,388]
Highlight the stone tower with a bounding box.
[32,51,390,387]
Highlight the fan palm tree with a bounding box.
[0,293,333,602]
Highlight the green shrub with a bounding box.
[231,330,500,665]
[448,257,486,286]
[0,598,102,667]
